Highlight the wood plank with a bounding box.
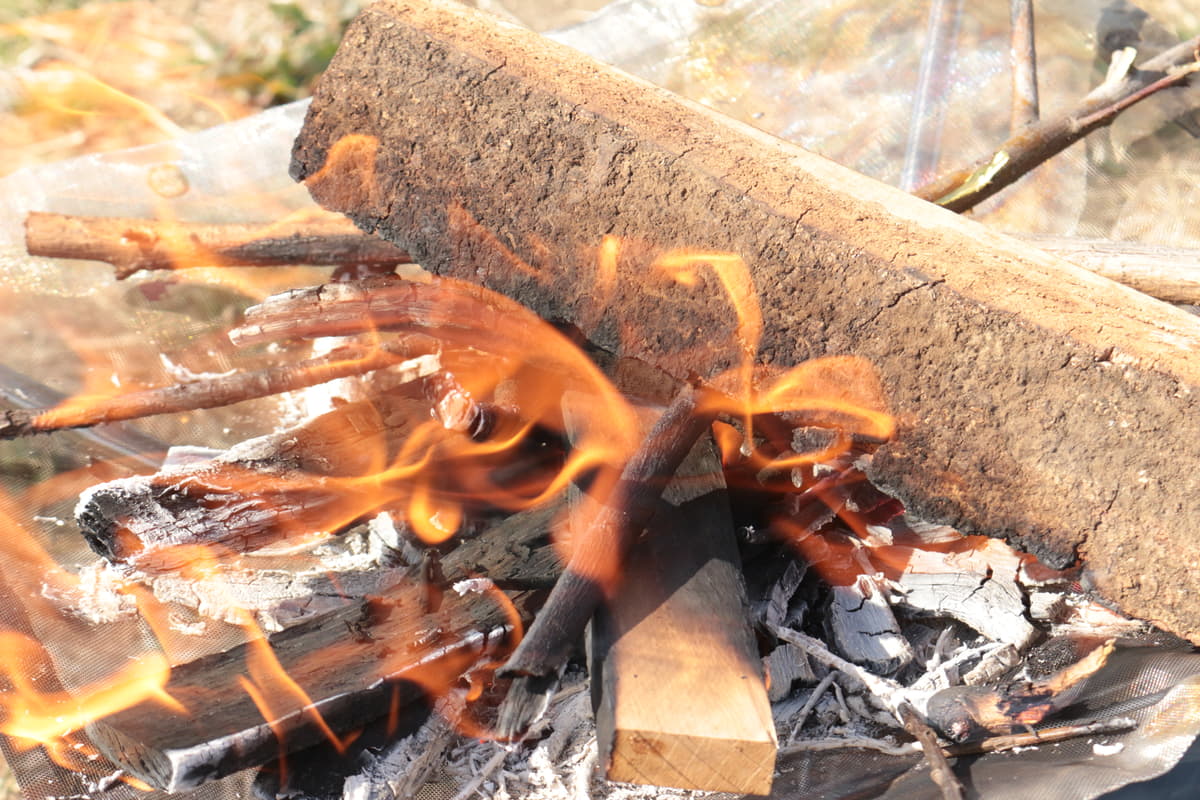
[589,429,775,794]
[290,0,1200,644]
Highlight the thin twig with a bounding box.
[1009,0,1039,132]
[788,671,838,739]
[779,736,919,757]
[915,35,1200,212]
[448,745,508,800]
[899,703,964,800]
[768,623,910,719]
[0,340,436,440]
[0,363,166,467]
[25,211,412,279]
[943,717,1137,756]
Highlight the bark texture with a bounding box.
[290,0,1200,643]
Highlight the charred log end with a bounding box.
[85,719,202,793]
[75,485,146,562]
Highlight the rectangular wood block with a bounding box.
[587,431,775,794]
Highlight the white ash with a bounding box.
[48,511,412,633]
[41,562,138,625]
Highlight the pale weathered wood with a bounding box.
[828,577,912,676]
[589,427,775,794]
[290,0,1200,643]
[1021,234,1200,305]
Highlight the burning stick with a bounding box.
[24,211,412,279]
[942,717,1136,756]
[0,340,436,441]
[496,382,720,736]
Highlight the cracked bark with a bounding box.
[291,0,1200,644]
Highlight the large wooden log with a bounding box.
[290,0,1200,643]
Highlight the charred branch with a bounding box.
[496,382,720,736]
[85,502,562,792]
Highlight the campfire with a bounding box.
[2,2,1200,800]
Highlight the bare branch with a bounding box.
[0,340,434,439]
[916,35,1200,212]
[1009,0,1040,131]
[25,211,411,279]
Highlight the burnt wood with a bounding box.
[84,501,561,792]
[291,0,1200,643]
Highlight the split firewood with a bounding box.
[73,395,433,569]
[828,576,913,676]
[765,643,816,703]
[24,211,412,279]
[291,0,1200,644]
[581,402,775,794]
[73,383,557,572]
[886,572,1037,650]
[84,501,562,792]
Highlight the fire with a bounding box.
[0,489,182,782]
[4,20,905,768]
[0,632,181,747]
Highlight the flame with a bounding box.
[0,204,907,781]
[0,633,181,747]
